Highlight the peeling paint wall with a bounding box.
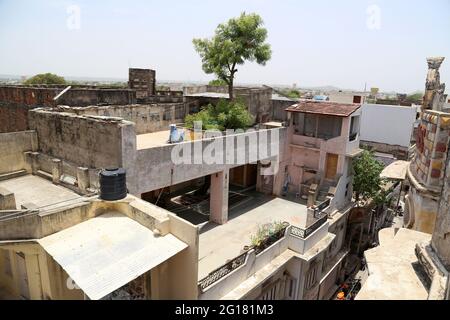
[28,109,134,169]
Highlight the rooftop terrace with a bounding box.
[198,191,309,279]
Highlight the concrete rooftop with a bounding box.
[198,192,308,279]
[137,130,194,149]
[0,174,82,210]
[356,228,431,300]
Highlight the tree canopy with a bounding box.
[184,99,254,131]
[193,12,271,100]
[24,73,66,85]
[208,79,228,86]
[352,149,387,204]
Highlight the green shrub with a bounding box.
[24,73,66,85]
[184,99,254,131]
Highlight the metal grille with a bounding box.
[198,252,248,292]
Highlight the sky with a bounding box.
[0,0,449,93]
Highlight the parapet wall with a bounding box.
[0,85,137,133]
[28,109,135,169]
[0,131,37,175]
[57,103,186,134]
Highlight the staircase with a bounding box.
[315,179,335,205]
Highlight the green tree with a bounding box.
[193,12,272,100]
[406,91,423,101]
[185,99,254,131]
[353,150,387,204]
[24,73,66,85]
[208,79,228,86]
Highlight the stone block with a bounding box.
[431,169,441,178]
[76,167,90,193]
[0,187,16,210]
[436,142,447,153]
[440,116,450,129]
[431,160,443,170]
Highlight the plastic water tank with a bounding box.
[99,168,127,201]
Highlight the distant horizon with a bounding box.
[1,0,449,93]
[0,73,425,94]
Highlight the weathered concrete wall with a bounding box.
[0,131,37,174]
[58,103,186,135]
[57,88,136,106]
[129,68,156,99]
[28,109,135,169]
[0,85,137,133]
[360,140,409,160]
[132,128,287,194]
[183,86,273,123]
[272,98,294,122]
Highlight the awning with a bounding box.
[38,211,187,300]
[380,160,410,180]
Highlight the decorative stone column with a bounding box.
[423,57,446,111]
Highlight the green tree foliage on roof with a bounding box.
[184,99,254,131]
[23,73,66,85]
[193,12,272,100]
[208,79,228,86]
[353,149,387,204]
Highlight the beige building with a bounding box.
[0,68,365,300]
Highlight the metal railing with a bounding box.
[198,252,248,292]
[290,215,328,239]
[314,197,331,218]
[198,224,289,292]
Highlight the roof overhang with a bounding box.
[38,211,187,300]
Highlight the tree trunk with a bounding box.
[228,77,234,101]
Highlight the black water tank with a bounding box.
[99,168,127,201]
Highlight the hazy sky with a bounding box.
[0,0,449,92]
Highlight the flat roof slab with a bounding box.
[356,228,431,300]
[198,194,308,279]
[0,174,80,210]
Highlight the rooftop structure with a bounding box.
[286,101,360,117]
[357,57,450,301]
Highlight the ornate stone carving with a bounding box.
[423,57,446,111]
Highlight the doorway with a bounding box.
[325,153,338,180]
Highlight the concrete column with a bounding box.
[76,167,90,193]
[25,253,43,300]
[210,169,229,224]
[51,159,62,184]
[25,151,40,175]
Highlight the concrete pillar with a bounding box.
[24,151,40,174]
[25,253,43,300]
[0,187,16,210]
[51,159,62,184]
[210,169,229,224]
[76,167,90,193]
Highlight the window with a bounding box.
[349,116,360,141]
[353,95,362,103]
